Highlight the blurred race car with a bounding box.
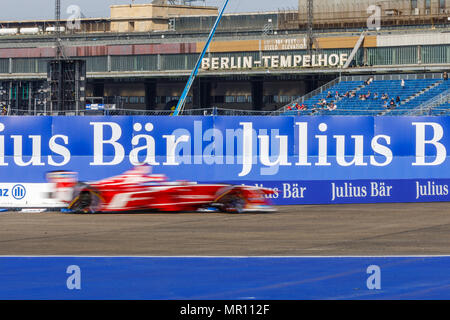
[46,165,276,214]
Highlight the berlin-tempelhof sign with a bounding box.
[201,53,349,70]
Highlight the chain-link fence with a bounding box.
[2,107,286,117]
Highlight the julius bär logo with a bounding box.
[12,184,26,200]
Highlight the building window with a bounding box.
[411,0,417,9]
[440,0,445,9]
[236,95,247,103]
[425,0,431,9]
[225,96,236,103]
[279,95,292,103]
[156,96,166,104]
[263,96,276,104]
[129,96,142,104]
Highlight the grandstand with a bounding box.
[282,73,450,116]
[434,101,450,115]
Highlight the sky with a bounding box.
[0,0,299,21]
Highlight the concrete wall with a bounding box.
[110,4,217,19]
[110,4,218,33]
[377,32,450,46]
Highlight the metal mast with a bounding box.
[307,0,314,54]
[55,0,63,59]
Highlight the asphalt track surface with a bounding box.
[0,202,449,256]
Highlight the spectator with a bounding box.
[373,93,379,100]
[1,107,6,116]
[396,96,401,104]
[326,91,332,98]
[335,91,340,99]
[365,76,374,85]
[383,101,389,109]
[389,98,396,109]
[444,72,448,81]
[290,102,300,115]
[327,103,337,111]
[401,79,405,89]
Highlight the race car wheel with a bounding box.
[69,190,101,214]
[219,194,246,214]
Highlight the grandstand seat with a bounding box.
[427,101,450,116]
[283,77,449,116]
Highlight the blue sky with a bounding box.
[0,0,298,20]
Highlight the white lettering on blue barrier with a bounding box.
[90,122,124,166]
[416,181,449,199]
[0,118,447,180]
[254,184,279,199]
[412,122,447,166]
[331,181,393,201]
[130,123,159,166]
[370,182,392,197]
[283,183,306,199]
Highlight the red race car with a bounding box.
[46,165,276,214]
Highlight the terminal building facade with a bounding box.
[0,1,449,113]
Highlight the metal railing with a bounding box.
[406,87,450,116]
[2,107,286,117]
[4,101,450,117]
[276,76,343,114]
[4,106,450,117]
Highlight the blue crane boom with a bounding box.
[172,0,230,116]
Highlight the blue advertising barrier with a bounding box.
[1,256,450,300]
[1,115,450,205]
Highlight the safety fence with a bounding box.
[3,107,287,117]
[4,105,448,117]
